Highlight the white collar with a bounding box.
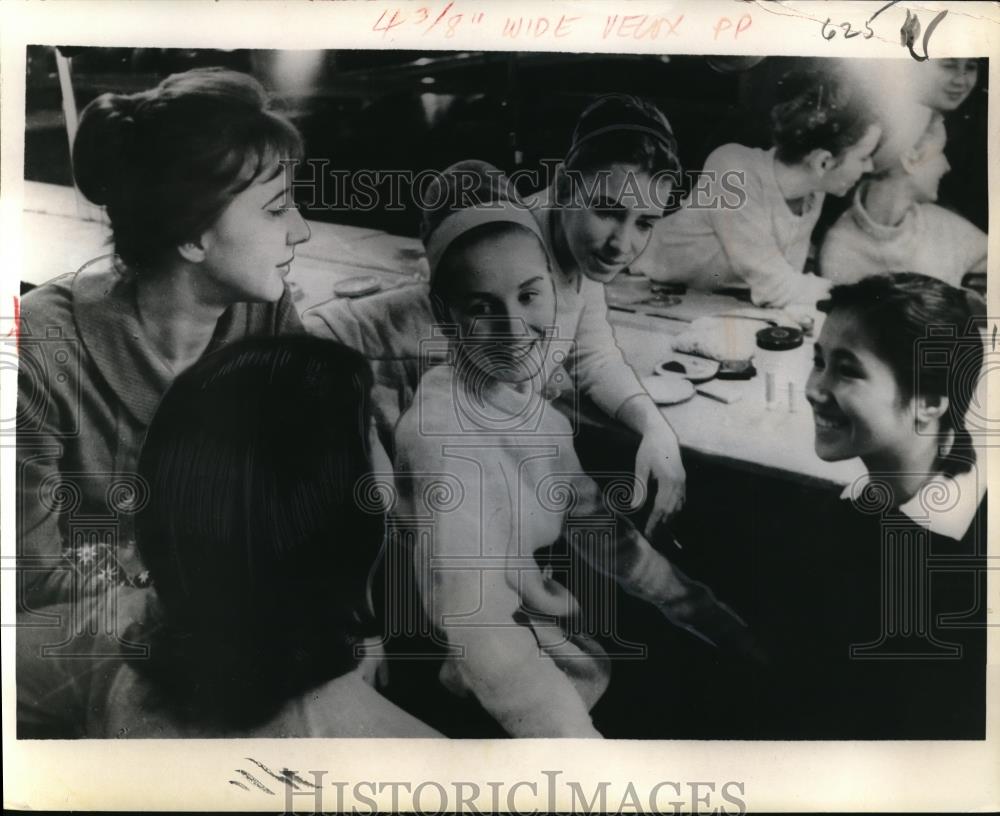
[840,466,984,540]
[850,180,918,241]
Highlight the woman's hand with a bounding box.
[631,426,686,538]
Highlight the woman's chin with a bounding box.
[813,433,854,463]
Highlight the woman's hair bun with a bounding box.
[771,69,874,164]
[774,68,829,105]
[72,90,147,206]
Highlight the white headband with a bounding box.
[424,201,546,281]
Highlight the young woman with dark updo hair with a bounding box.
[634,70,881,308]
[17,67,311,608]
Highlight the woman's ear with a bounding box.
[177,237,207,264]
[915,392,950,428]
[806,148,835,176]
[899,147,923,175]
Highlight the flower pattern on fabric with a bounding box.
[59,540,153,589]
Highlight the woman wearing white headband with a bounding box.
[391,161,758,738]
[304,95,688,538]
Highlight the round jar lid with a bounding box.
[756,325,804,351]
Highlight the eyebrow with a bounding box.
[592,195,624,209]
[463,277,544,298]
[262,189,292,208]
[827,348,863,365]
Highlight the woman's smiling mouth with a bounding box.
[812,408,848,431]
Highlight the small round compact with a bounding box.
[640,373,696,406]
[654,352,720,383]
[333,275,381,299]
[755,325,804,351]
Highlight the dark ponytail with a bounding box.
[818,273,985,477]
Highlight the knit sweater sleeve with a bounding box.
[567,277,645,418]
[817,216,870,284]
[934,205,988,277]
[392,409,601,737]
[706,146,830,308]
[566,472,760,659]
[17,340,78,607]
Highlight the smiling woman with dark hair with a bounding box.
[808,272,984,489]
[392,161,758,739]
[755,272,988,738]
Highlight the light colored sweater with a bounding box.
[16,586,437,738]
[819,182,988,286]
[632,144,831,308]
[393,362,754,737]
[302,243,646,449]
[525,185,648,410]
[100,662,439,738]
[16,256,303,609]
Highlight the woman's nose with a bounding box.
[606,221,629,252]
[805,367,825,405]
[504,308,533,338]
[288,208,311,245]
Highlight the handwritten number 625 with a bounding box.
[821,18,874,40]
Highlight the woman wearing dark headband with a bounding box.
[304,94,689,535]
[392,161,757,737]
[523,94,688,534]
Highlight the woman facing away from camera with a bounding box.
[756,273,987,738]
[819,110,987,287]
[391,162,759,739]
[90,337,439,737]
[304,93,688,537]
[632,70,881,308]
[16,68,311,609]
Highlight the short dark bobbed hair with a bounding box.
[73,67,303,269]
[131,336,382,730]
[818,273,986,477]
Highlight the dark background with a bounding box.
[25,46,989,237]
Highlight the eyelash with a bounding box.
[813,357,862,379]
